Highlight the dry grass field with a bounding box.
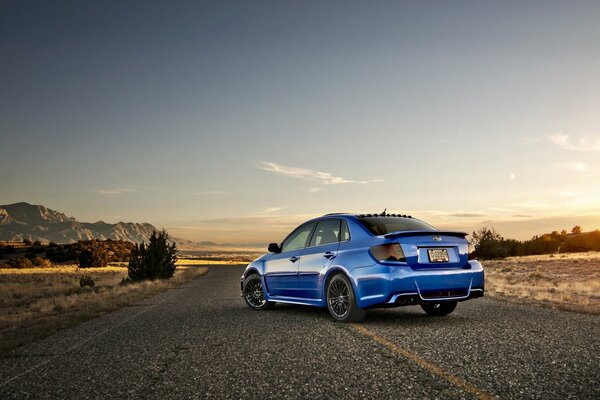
[484,251,600,314]
[0,264,208,355]
[2,249,597,356]
[178,249,262,264]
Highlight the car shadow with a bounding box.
[257,303,471,327]
[362,307,472,328]
[269,303,332,320]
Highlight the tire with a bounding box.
[326,273,366,322]
[420,301,457,316]
[243,274,275,310]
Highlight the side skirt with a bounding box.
[265,295,325,308]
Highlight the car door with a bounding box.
[264,222,316,298]
[297,219,343,299]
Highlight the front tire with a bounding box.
[420,301,457,316]
[326,274,366,322]
[243,274,275,310]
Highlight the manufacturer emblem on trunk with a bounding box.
[432,236,442,241]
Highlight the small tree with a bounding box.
[78,246,109,268]
[471,227,513,259]
[128,230,178,281]
[571,226,582,235]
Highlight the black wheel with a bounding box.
[326,274,366,322]
[243,274,275,310]
[420,301,457,316]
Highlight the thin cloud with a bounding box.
[259,161,382,185]
[194,190,231,195]
[93,188,135,195]
[202,213,318,228]
[416,210,485,218]
[558,162,593,177]
[309,187,322,193]
[508,200,553,209]
[509,172,516,180]
[263,207,283,214]
[93,184,162,195]
[448,212,486,218]
[549,134,600,151]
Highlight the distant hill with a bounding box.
[0,202,187,246]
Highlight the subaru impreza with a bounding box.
[241,213,484,322]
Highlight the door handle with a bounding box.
[323,252,336,259]
[289,256,300,263]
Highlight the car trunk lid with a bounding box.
[389,231,469,270]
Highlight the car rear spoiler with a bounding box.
[383,230,468,239]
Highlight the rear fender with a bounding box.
[323,265,359,306]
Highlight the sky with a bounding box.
[1,1,600,244]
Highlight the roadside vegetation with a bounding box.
[484,252,600,314]
[0,239,134,267]
[470,226,600,314]
[471,226,599,259]
[127,230,178,281]
[0,230,208,356]
[0,264,208,356]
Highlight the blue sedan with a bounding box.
[241,213,484,322]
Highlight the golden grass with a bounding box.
[0,264,208,356]
[484,251,600,314]
[179,250,262,264]
[176,258,248,265]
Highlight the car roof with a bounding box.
[322,213,413,219]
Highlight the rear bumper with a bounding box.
[352,261,485,308]
[383,287,484,308]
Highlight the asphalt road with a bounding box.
[1,266,598,399]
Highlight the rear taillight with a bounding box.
[468,243,477,260]
[369,243,406,263]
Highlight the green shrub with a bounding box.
[78,247,109,268]
[25,247,44,259]
[46,247,73,263]
[471,227,512,259]
[128,230,178,281]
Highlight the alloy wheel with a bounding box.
[328,277,350,318]
[244,276,267,308]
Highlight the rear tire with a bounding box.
[326,274,366,322]
[420,301,457,316]
[243,274,275,310]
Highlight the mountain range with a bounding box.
[0,202,199,247]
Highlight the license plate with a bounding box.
[428,248,449,263]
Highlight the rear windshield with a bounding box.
[357,217,436,235]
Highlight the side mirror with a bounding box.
[268,243,280,253]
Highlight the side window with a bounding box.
[309,219,341,247]
[340,220,350,242]
[281,223,315,253]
